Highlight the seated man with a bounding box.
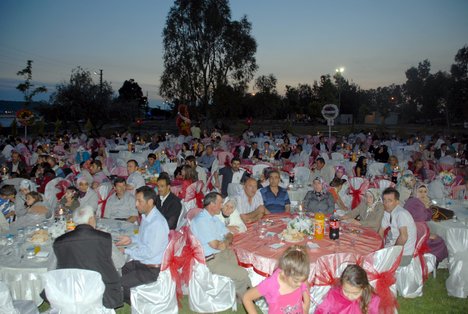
[143,153,161,175]
[378,187,416,267]
[289,144,309,165]
[242,142,259,160]
[260,170,291,213]
[116,186,169,303]
[53,205,123,309]
[235,178,269,223]
[126,159,145,193]
[311,157,335,185]
[89,160,109,189]
[185,155,207,185]
[6,151,27,178]
[190,192,251,301]
[104,177,138,222]
[218,157,249,197]
[197,144,216,171]
[155,175,182,230]
[47,155,65,178]
[0,185,16,224]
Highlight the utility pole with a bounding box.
[99,69,103,94]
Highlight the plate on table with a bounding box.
[280,230,305,242]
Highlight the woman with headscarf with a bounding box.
[396,173,417,206]
[76,176,99,212]
[404,183,448,263]
[14,179,37,217]
[341,188,385,232]
[302,177,335,215]
[215,197,247,234]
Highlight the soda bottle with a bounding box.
[314,212,325,240]
[329,210,340,240]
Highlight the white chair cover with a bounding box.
[130,231,181,314]
[188,261,237,313]
[376,179,394,192]
[161,162,178,176]
[251,164,270,179]
[96,182,114,218]
[331,152,344,160]
[310,253,359,313]
[0,281,19,314]
[279,171,290,189]
[445,228,468,298]
[42,269,115,314]
[427,179,445,200]
[368,162,385,177]
[186,230,236,313]
[425,253,437,278]
[395,222,429,298]
[361,246,403,313]
[293,167,311,185]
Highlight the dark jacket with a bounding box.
[242,146,260,159]
[155,192,182,230]
[53,224,123,309]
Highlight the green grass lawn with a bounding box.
[38,269,467,313]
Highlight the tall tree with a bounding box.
[48,67,113,135]
[448,46,468,123]
[16,60,47,106]
[160,0,257,112]
[117,79,148,121]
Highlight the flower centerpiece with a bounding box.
[287,215,314,236]
[439,171,456,186]
[16,109,35,126]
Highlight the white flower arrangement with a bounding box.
[287,216,313,235]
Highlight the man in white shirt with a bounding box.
[104,177,138,222]
[126,160,145,193]
[378,187,416,266]
[235,178,269,224]
[311,157,335,184]
[186,155,207,185]
[289,144,310,166]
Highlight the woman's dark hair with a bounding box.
[330,177,347,187]
[341,264,374,314]
[26,191,43,204]
[66,186,79,200]
[355,156,367,176]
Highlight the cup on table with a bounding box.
[258,221,267,239]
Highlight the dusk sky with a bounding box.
[1,0,467,108]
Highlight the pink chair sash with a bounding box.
[415,222,430,281]
[313,253,360,286]
[349,178,369,209]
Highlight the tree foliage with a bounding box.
[115,79,148,123]
[16,60,47,106]
[46,67,113,135]
[160,0,257,113]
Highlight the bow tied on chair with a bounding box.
[349,178,369,209]
[162,230,186,307]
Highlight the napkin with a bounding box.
[266,232,276,237]
[35,251,50,258]
[269,243,285,249]
[306,242,320,249]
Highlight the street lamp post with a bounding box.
[335,67,344,112]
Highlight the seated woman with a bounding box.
[215,197,247,233]
[329,178,352,212]
[178,165,199,200]
[342,188,384,232]
[373,145,389,163]
[354,156,368,177]
[303,177,335,215]
[275,137,292,160]
[14,179,37,217]
[194,143,205,158]
[383,155,400,178]
[333,165,349,182]
[409,159,428,182]
[404,183,449,263]
[422,143,436,161]
[59,186,80,213]
[25,191,49,216]
[396,173,417,206]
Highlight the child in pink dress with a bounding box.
[316,264,380,314]
[243,245,310,314]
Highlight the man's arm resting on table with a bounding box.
[240,205,268,224]
[208,232,233,251]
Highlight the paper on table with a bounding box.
[307,242,320,249]
[269,243,285,249]
[266,231,276,237]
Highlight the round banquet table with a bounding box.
[232,213,383,280]
[0,218,134,306]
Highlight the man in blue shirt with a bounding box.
[260,170,291,213]
[190,192,251,302]
[116,186,169,304]
[197,144,216,171]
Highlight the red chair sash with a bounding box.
[349,180,369,209]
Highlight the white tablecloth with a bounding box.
[0,218,133,306]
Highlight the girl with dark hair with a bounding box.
[316,264,380,314]
[355,156,368,177]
